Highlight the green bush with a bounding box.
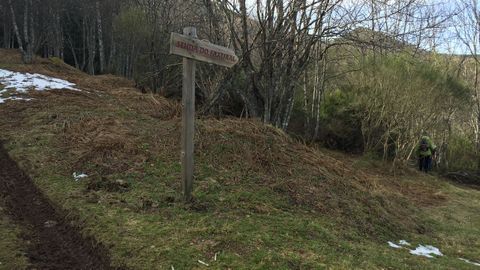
[317,89,364,153]
[445,134,478,171]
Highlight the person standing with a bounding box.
[417,134,437,172]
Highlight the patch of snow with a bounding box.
[459,258,480,267]
[0,69,79,105]
[409,245,443,258]
[73,172,88,181]
[399,240,411,246]
[0,96,32,104]
[388,240,411,249]
[0,69,78,93]
[388,241,402,249]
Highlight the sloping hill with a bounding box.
[0,49,479,269]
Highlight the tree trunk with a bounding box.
[477,114,480,171]
[303,71,310,137]
[81,19,87,71]
[28,0,34,59]
[7,0,24,54]
[313,52,327,140]
[22,0,33,64]
[108,32,116,72]
[282,94,295,130]
[2,5,10,48]
[475,46,480,171]
[96,1,105,74]
[239,0,262,118]
[87,18,96,75]
[53,12,63,58]
[67,36,79,69]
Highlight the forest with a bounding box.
[0,0,478,171]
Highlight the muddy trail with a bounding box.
[0,142,117,270]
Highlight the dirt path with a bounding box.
[0,142,116,270]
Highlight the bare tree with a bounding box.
[454,0,480,170]
[221,0,361,130]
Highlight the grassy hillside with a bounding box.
[0,49,479,269]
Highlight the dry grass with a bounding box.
[0,48,445,208]
[64,117,144,175]
[1,50,471,269]
[0,50,445,236]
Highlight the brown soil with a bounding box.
[0,141,117,270]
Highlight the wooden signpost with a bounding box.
[170,27,238,202]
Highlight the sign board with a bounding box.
[170,27,238,202]
[170,32,239,68]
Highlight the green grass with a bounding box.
[5,140,480,269]
[423,184,480,265]
[0,203,29,270]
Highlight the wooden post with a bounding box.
[170,27,237,202]
[182,27,197,202]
